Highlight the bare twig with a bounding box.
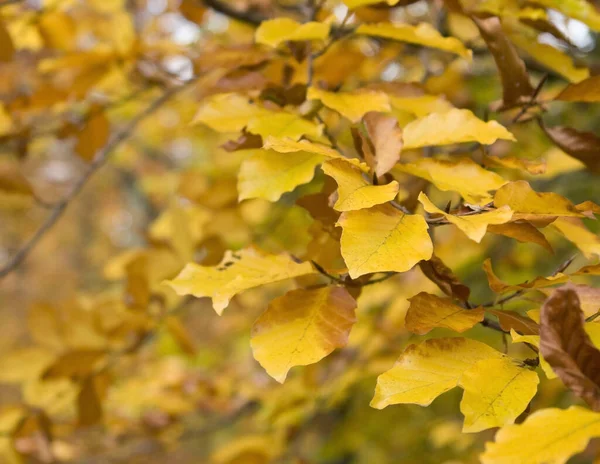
[0,78,198,280]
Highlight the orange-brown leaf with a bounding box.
[541,123,600,173]
[488,309,540,335]
[418,254,470,302]
[361,112,403,178]
[540,285,600,411]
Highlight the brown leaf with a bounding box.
[361,112,403,178]
[472,16,534,110]
[418,254,470,302]
[78,374,109,427]
[0,20,14,62]
[221,132,263,152]
[540,285,600,411]
[555,75,600,102]
[74,107,110,162]
[540,123,600,173]
[488,309,539,335]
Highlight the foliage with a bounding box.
[1,0,600,463]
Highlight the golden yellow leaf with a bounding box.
[322,159,399,211]
[459,358,539,433]
[405,292,484,335]
[403,109,515,149]
[38,11,76,52]
[389,95,454,117]
[306,87,391,123]
[192,93,271,132]
[506,20,589,83]
[484,259,569,294]
[343,0,399,8]
[494,180,584,220]
[165,248,316,314]
[419,192,513,243]
[247,112,323,141]
[357,22,471,59]
[0,104,12,137]
[238,149,323,202]
[396,157,507,204]
[556,75,600,102]
[371,337,503,409]
[255,18,330,48]
[337,203,433,278]
[553,218,600,259]
[251,286,357,383]
[481,406,600,464]
[483,155,546,175]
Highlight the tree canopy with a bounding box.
[1,0,600,463]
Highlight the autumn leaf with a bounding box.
[397,157,507,204]
[483,258,568,294]
[483,155,547,175]
[306,87,391,123]
[192,93,271,132]
[540,124,600,173]
[246,112,323,141]
[238,148,324,202]
[405,292,484,335]
[0,161,33,197]
[357,22,471,58]
[487,222,553,253]
[481,407,600,464]
[371,337,503,409]
[251,286,357,383]
[540,284,600,319]
[487,309,539,335]
[337,203,433,278]
[165,248,316,314]
[403,109,515,149]
[389,94,454,117]
[419,192,512,243]
[540,285,600,410]
[472,16,534,109]
[494,180,584,220]
[553,218,600,259]
[555,75,600,102]
[418,254,470,302]
[255,19,330,48]
[321,159,399,211]
[360,112,403,177]
[0,20,14,62]
[459,358,538,433]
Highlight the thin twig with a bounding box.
[0,78,199,280]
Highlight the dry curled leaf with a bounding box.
[540,285,600,410]
[540,123,600,173]
[418,254,470,302]
[361,112,403,178]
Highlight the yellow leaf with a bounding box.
[247,112,323,141]
[556,75,600,102]
[553,218,600,259]
[343,0,399,8]
[459,358,539,433]
[483,154,546,175]
[322,158,399,211]
[192,93,271,132]
[238,149,323,202]
[389,95,454,117]
[357,22,471,59]
[506,21,589,83]
[337,203,433,278]
[306,87,391,123]
[403,109,515,149]
[255,18,330,48]
[481,406,600,464]
[0,104,12,136]
[371,337,503,409]
[38,11,76,51]
[483,259,569,294]
[405,292,484,335]
[165,248,316,314]
[419,192,513,243]
[251,286,357,383]
[521,0,600,32]
[494,180,584,220]
[396,157,507,204]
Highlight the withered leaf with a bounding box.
[418,254,470,302]
[472,16,534,110]
[540,285,600,411]
[540,123,600,173]
[488,309,540,335]
[360,111,403,178]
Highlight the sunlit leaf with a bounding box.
[459,358,538,432]
[192,93,271,132]
[321,158,399,211]
[247,112,323,141]
[255,19,330,48]
[337,203,432,278]
[306,87,391,123]
[371,337,503,408]
[251,286,357,383]
[165,248,316,314]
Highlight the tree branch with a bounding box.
[0,78,198,280]
[202,0,265,25]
